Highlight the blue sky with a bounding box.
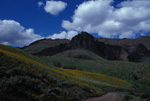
[0,0,150,46]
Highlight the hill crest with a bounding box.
[23,32,150,62]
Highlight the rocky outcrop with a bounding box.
[128,44,150,62]
[68,32,128,60]
[69,32,95,49]
[96,36,150,50]
[34,32,150,62]
[35,32,128,61]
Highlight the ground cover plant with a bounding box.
[42,54,150,93]
[0,44,149,100]
[39,49,150,95]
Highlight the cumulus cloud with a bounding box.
[44,0,67,15]
[47,30,78,39]
[62,0,150,38]
[38,1,44,7]
[0,20,43,46]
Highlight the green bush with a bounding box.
[0,65,98,101]
[53,61,62,67]
[63,64,77,69]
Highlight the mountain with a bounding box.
[34,32,128,61]
[22,39,70,53]
[97,36,150,50]
[33,32,150,62]
[29,38,70,46]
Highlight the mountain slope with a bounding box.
[40,51,150,93]
[34,32,150,62]
[22,39,70,54]
[53,48,104,60]
[0,44,133,100]
[35,32,129,61]
[97,36,150,50]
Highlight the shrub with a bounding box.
[53,61,62,67]
[63,64,77,69]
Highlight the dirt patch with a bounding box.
[83,92,123,101]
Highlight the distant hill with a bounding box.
[96,36,150,50]
[34,32,128,61]
[31,32,150,62]
[22,39,70,53]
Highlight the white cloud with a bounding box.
[62,0,113,32]
[118,0,150,8]
[47,30,78,40]
[38,1,44,7]
[44,0,67,15]
[0,19,77,47]
[0,20,43,46]
[62,0,150,39]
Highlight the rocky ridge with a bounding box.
[34,32,150,62]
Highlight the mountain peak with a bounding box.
[80,32,94,38]
[71,32,94,40]
[70,32,95,49]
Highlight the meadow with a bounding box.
[0,44,149,100]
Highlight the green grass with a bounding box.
[0,45,99,100]
[1,44,138,100]
[54,49,104,60]
[0,44,31,58]
[39,50,150,93]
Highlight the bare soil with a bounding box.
[83,92,123,101]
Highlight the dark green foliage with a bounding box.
[1,43,150,100]
[53,61,62,67]
[40,55,150,93]
[0,65,95,101]
[123,95,134,101]
[63,64,77,69]
[0,53,98,101]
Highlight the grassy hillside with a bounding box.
[53,49,104,60]
[0,44,136,100]
[39,50,150,93]
[0,44,31,58]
